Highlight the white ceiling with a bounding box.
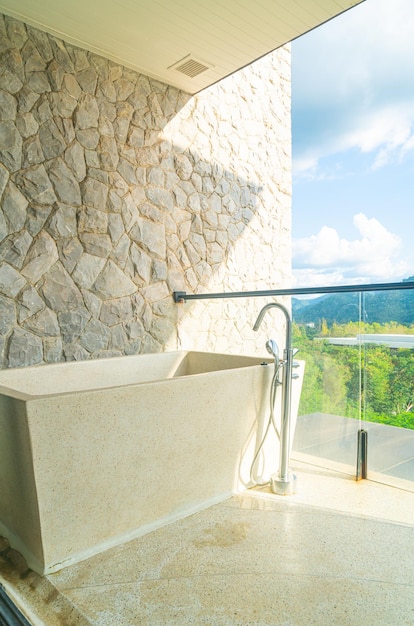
[0,0,364,94]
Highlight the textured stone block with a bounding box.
[41,263,83,311]
[0,262,26,297]
[8,327,43,367]
[0,295,16,335]
[47,158,82,205]
[93,260,137,299]
[21,231,59,283]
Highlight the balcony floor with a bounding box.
[1,461,414,625]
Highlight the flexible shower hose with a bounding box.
[249,360,283,485]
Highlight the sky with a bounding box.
[291,0,414,288]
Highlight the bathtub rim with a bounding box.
[0,351,273,401]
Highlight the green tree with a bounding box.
[292,321,414,429]
[320,319,329,337]
[389,349,414,415]
[363,345,394,416]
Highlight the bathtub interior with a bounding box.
[172,351,271,377]
[0,351,271,398]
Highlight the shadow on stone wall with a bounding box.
[0,13,290,368]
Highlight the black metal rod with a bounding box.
[356,429,368,480]
[0,584,32,626]
[173,280,414,303]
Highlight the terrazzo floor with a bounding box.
[2,461,414,625]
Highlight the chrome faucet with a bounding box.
[253,302,297,495]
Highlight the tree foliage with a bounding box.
[293,322,414,430]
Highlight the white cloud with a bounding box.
[345,104,414,169]
[292,213,408,286]
[292,0,414,177]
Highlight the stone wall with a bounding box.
[0,13,291,368]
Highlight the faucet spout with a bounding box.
[253,302,292,347]
[253,301,297,495]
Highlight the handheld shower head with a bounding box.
[266,339,279,361]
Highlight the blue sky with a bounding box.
[291,0,414,287]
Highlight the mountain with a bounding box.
[292,278,414,326]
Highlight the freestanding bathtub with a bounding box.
[0,351,303,575]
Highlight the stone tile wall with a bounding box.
[0,13,291,368]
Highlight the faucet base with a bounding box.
[270,472,297,495]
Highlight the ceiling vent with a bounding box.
[168,55,212,78]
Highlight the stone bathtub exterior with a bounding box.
[0,351,281,574]
[0,13,292,367]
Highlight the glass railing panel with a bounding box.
[292,292,363,475]
[358,288,414,489]
[292,286,414,491]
